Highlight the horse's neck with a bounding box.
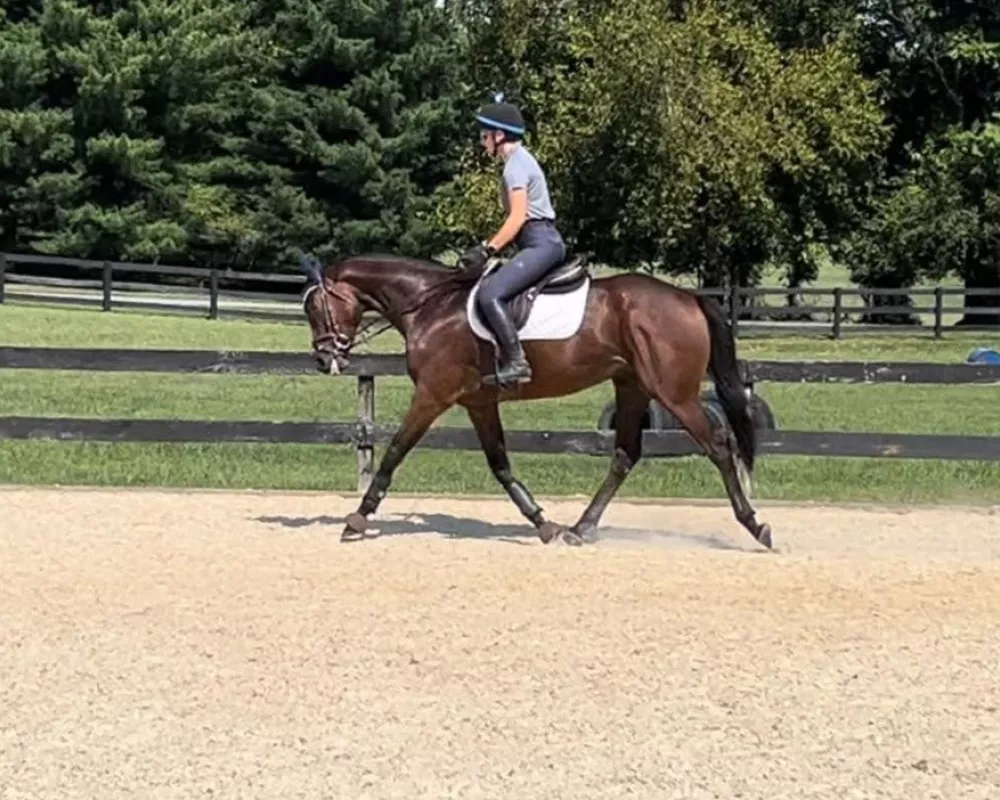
[342,260,439,334]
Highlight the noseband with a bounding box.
[302,283,352,356]
[302,281,394,356]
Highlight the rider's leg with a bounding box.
[477,224,566,385]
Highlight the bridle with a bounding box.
[302,282,351,357]
[301,281,393,357]
[300,255,484,361]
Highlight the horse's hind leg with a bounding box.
[664,397,771,548]
[570,377,648,543]
[465,401,566,544]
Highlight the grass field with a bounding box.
[2,304,999,504]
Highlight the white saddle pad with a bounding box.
[466,268,590,344]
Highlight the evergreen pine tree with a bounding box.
[0,6,80,251]
[246,0,467,268]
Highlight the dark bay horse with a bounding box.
[300,252,772,548]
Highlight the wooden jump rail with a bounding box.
[2,347,1000,491]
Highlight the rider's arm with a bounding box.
[487,187,527,252]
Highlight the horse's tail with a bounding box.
[696,294,756,472]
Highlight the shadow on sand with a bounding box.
[254,512,532,545]
[254,511,755,551]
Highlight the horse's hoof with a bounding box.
[571,524,599,544]
[341,512,368,542]
[560,529,584,547]
[537,521,564,544]
[756,523,773,550]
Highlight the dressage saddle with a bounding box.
[485,252,591,330]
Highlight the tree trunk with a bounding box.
[857,280,922,327]
[956,265,1000,327]
[782,279,815,321]
[783,252,816,322]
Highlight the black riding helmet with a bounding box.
[475,100,526,138]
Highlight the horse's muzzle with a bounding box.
[315,350,348,375]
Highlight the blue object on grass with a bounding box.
[966,347,1000,364]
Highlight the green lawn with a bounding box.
[1,303,998,504]
[3,302,994,361]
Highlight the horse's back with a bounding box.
[592,271,705,313]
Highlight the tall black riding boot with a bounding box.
[481,298,532,387]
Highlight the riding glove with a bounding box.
[459,242,495,272]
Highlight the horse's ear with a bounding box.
[299,253,324,285]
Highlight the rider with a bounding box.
[459,97,567,387]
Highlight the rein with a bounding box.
[353,316,394,348]
[304,262,483,352]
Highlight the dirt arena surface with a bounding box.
[2,486,999,799]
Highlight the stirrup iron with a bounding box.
[482,353,532,388]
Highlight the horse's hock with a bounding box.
[3,486,998,798]
[596,390,777,435]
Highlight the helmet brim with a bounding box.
[475,115,525,136]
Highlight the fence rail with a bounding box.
[2,346,999,492]
[3,252,1000,337]
[4,347,1000,384]
[0,416,995,462]
[0,252,307,323]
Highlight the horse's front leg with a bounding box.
[465,401,570,545]
[342,386,449,542]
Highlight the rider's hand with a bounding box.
[458,242,494,272]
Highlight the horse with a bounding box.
[299,250,772,549]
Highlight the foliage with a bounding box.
[848,117,1000,322]
[845,2,1000,317]
[1,0,998,305]
[854,0,1000,176]
[245,0,469,267]
[0,6,79,253]
[439,0,886,289]
[0,0,467,268]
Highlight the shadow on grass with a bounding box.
[254,511,755,551]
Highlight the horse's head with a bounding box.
[299,254,363,374]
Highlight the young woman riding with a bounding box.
[458,98,568,387]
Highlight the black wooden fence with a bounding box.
[4,251,1000,337]
[0,252,305,323]
[2,346,999,492]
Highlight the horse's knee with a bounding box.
[492,465,514,486]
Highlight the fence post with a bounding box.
[0,253,6,304]
[832,288,842,339]
[209,268,219,319]
[356,375,376,494]
[729,286,741,338]
[934,287,943,338]
[101,261,112,311]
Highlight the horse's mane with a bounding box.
[335,251,485,305]
[410,259,486,308]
